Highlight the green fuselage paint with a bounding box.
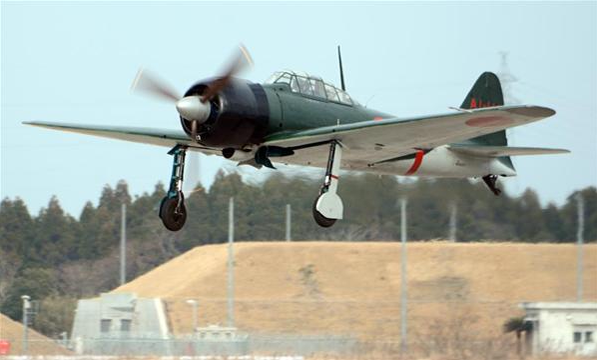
[262,84,392,134]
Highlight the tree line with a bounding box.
[0,170,595,337]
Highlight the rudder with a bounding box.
[460,72,507,146]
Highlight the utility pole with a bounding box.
[285,204,291,242]
[400,198,408,356]
[227,197,235,327]
[186,299,198,332]
[577,194,585,302]
[449,202,457,242]
[120,203,126,285]
[21,295,30,355]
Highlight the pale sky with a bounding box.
[2,1,596,216]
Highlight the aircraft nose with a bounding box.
[175,96,211,123]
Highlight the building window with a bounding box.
[573,331,582,343]
[100,319,111,333]
[586,331,594,343]
[121,319,131,331]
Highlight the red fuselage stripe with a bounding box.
[405,150,425,175]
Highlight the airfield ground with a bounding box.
[114,241,597,340]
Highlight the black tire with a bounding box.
[159,196,187,231]
[312,198,336,228]
[222,147,235,159]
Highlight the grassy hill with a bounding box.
[0,312,70,355]
[115,241,597,340]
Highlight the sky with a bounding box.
[1,1,596,217]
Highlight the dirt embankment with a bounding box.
[114,241,597,339]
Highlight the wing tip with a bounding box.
[23,121,56,128]
[552,148,571,154]
[506,105,556,118]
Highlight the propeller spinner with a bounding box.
[130,45,253,141]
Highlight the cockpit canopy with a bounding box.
[265,70,355,105]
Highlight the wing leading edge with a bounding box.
[23,121,219,154]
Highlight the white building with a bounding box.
[70,292,170,354]
[520,302,597,357]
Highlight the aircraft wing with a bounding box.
[448,145,570,157]
[264,105,558,169]
[22,121,221,155]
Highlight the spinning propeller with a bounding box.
[130,45,253,141]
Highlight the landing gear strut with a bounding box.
[159,145,188,231]
[482,174,502,196]
[313,141,344,227]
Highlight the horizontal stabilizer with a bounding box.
[449,145,570,157]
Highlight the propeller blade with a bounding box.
[131,68,181,102]
[183,151,202,199]
[200,44,253,102]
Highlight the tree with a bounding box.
[544,203,564,241]
[32,196,77,265]
[0,268,57,321]
[32,296,77,338]
[503,316,532,356]
[0,197,34,257]
[514,189,545,241]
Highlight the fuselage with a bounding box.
[180,73,515,179]
[261,83,391,132]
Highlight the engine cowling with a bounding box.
[180,78,269,148]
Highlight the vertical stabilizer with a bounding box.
[461,72,507,146]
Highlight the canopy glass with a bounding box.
[265,70,354,105]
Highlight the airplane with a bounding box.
[24,46,569,231]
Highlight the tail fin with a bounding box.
[461,72,507,146]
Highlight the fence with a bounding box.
[66,335,356,357]
[0,336,525,359]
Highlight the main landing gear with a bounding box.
[482,174,502,196]
[312,141,344,228]
[159,145,188,231]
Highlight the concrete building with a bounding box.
[520,302,597,357]
[69,292,355,356]
[70,292,169,354]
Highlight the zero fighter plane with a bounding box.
[24,46,569,231]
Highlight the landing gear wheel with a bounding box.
[159,195,187,232]
[312,197,337,228]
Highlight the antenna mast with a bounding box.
[337,46,346,91]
